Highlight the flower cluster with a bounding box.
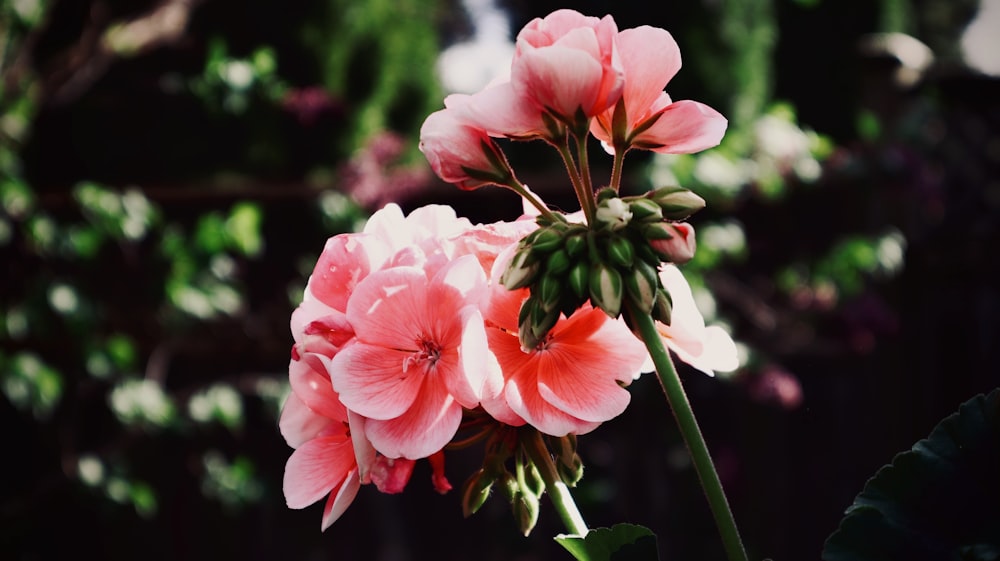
[281,8,737,534]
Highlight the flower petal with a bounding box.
[617,26,681,121]
[279,391,334,448]
[330,342,423,420]
[346,266,428,349]
[283,434,355,509]
[289,357,347,422]
[514,45,604,119]
[363,377,462,459]
[636,98,728,154]
[320,468,361,531]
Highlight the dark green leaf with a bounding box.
[823,388,1000,561]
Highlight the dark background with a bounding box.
[2,0,998,559]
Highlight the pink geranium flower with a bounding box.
[419,103,515,190]
[591,25,727,154]
[481,248,647,436]
[655,265,739,376]
[330,255,492,459]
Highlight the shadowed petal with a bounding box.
[320,468,361,531]
[279,391,334,448]
[288,357,347,422]
[636,98,728,154]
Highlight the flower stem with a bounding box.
[522,427,589,537]
[505,178,559,222]
[555,141,596,225]
[609,146,627,193]
[627,302,749,561]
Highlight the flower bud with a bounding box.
[538,272,563,311]
[589,261,623,318]
[501,248,540,289]
[607,235,635,268]
[512,490,540,536]
[594,197,632,231]
[652,288,673,325]
[545,248,571,276]
[556,453,585,487]
[564,233,587,258]
[568,260,589,299]
[461,469,495,517]
[649,222,696,264]
[625,258,659,314]
[628,198,664,222]
[648,186,706,220]
[530,227,564,254]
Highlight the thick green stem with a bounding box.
[522,428,589,537]
[574,134,595,199]
[627,302,749,561]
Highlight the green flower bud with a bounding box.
[556,453,585,487]
[513,490,540,536]
[628,198,664,222]
[461,469,495,517]
[652,288,673,325]
[530,227,564,254]
[538,272,563,311]
[607,235,635,268]
[545,248,572,276]
[589,262,623,318]
[625,258,659,314]
[564,233,587,258]
[501,248,540,290]
[648,186,706,220]
[568,260,589,299]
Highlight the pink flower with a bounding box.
[512,9,623,123]
[330,255,492,459]
[591,26,727,154]
[419,104,514,190]
[481,248,647,435]
[655,265,739,376]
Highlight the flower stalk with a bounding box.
[521,427,590,537]
[626,301,749,561]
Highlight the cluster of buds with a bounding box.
[461,424,584,536]
[502,185,707,350]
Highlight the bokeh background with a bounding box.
[2,0,999,559]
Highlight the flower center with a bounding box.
[403,337,442,373]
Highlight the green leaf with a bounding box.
[555,524,660,561]
[822,388,1000,561]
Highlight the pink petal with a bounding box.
[329,342,424,420]
[283,434,355,509]
[680,326,739,376]
[369,456,416,494]
[636,98,728,154]
[308,233,386,312]
[320,468,361,531]
[428,451,453,494]
[288,357,347,422]
[617,26,681,121]
[514,46,604,119]
[454,82,548,140]
[346,266,428,349]
[348,410,376,483]
[279,391,334,448]
[363,378,463,459]
[505,371,600,436]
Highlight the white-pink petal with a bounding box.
[283,434,355,509]
[278,391,334,449]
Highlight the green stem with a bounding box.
[627,302,749,561]
[609,146,627,194]
[555,141,596,225]
[522,428,589,537]
[574,133,596,203]
[505,178,559,222]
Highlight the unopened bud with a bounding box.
[556,453,585,487]
[538,273,563,311]
[568,260,590,299]
[461,469,495,517]
[545,248,571,276]
[589,262,623,318]
[530,227,564,254]
[649,222,696,264]
[652,289,673,325]
[564,233,587,258]
[625,259,659,314]
[501,248,540,290]
[628,198,664,222]
[512,490,540,536]
[594,198,632,231]
[607,235,635,268]
[648,186,706,220]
